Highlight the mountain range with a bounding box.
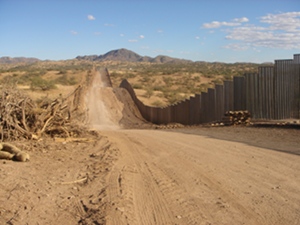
[0,49,191,64]
[0,56,40,64]
[0,49,271,64]
[76,48,192,63]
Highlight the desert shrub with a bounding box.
[132,83,143,89]
[1,75,18,87]
[30,76,56,91]
[153,85,164,92]
[197,83,210,93]
[162,77,174,85]
[202,71,216,78]
[110,71,122,77]
[58,69,67,75]
[156,93,164,98]
[151,100,164,107]
[124,73,136,79]
[175,86,189,93]
[139,76,151,83]
[144,87,154,98]
[16,71,46,85]
[165,91,186,105]
[212,78,223,85]
[55,74,77,85]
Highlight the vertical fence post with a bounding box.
[200,92,208,123]
[258,66,274,119]
[293,54,300,119]
[195,94,201,124]
[120,54,300,125]
[215,84,224,121]
[189,95,201,125]
[208,88,216,122]
[245,73,255,118]
[189,96,196,125]
[224,80,234,113]
[233,76,246,111]
[274,59,294,119]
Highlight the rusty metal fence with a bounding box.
[119,54,300,124]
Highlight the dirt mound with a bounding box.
[84,69,149,130]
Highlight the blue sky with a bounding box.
[0,0,299,63]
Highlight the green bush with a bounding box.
[212,78,223,85]
[55,74,77,85]
[151,100,165,107]
[144,87,154,98]
[58,69,67,75]
[1,75,18,87]
[30,77,56,91]
[165,91,186,104]
[132,83,143,89]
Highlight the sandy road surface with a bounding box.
[98,129,300,225]
[1,70,299,225]
[84,71,300,225]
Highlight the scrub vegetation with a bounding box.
[0,59,262,106]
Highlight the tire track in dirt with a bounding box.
[100,130,252,225]
[77,136,120,225]
[98,129,300,225]
[100,131,176,225]
[82,69,300,225]
[85,69,148,131]
[145,131,255,224]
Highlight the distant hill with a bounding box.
[76,48,192,63]
[0,56,40,64]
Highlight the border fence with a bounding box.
[119,54,300,125]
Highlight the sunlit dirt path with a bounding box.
[1,70,299,225]
[86,70,300,225]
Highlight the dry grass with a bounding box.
[0,59,261,106]
[19,84,76,101]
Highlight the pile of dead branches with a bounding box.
[0,85,86,141]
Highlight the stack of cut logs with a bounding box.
[221,110,251,126]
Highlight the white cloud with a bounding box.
[128,39,138,43]
[120,33,125,37]
[204,12,300,51]
[94,32,101,36]
[139,35,145,39]
[157,29,164,33]
[225,12,300,50]
[202,17,249,29]
[233,17,249,23]
[70,30,78,35]
[260,11,300,32]
[203,21,240,28]
[87,15,95,20]
[195,36,200,39]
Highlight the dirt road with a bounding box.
[84,71,300,225]
[96,129,300,225]
[1,70,299,225]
